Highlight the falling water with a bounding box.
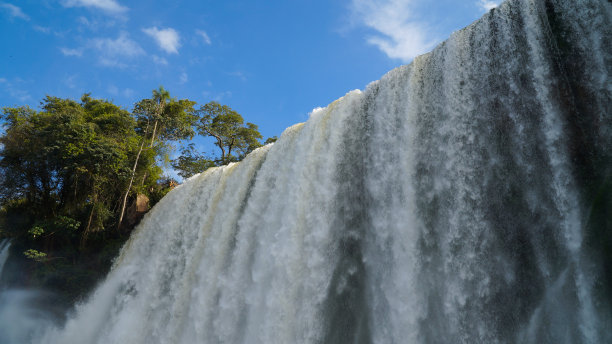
[36,0,611,343]
[0,240,10,280]
[0,241,65,344]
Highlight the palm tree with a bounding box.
[149,86,171,148]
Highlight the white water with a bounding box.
[0,239,10,278]
[34,0,612,343]
[0,241,64,344]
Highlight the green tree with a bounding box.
[171,143,216,179]
[264,136,278,145]
[0,93,179,301]
[1,96,140,241]
[195,101,263,164]
[117,87,197,228]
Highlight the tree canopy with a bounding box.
[0,89,275,302]
[195,101,263,164]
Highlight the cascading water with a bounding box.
[1,242,64,344]
[0,239,10,280]
[37,0,611,343]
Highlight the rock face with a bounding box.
[40,0,611,343]
[125,194,150,227]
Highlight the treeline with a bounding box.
[0,87,275,302]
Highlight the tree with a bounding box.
[117,87,197,229]
[171,143,216,179]
[265,136,278,145]
[0,94,140,250]
[195,101,262,164]
[0,93,182,301]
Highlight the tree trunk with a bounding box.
[149,120,158,148]
[81,201,96,248]
[213,137,225,164]
[118,124,149,230]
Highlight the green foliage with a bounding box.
[54,216,81,232]
[28,226,44,239]
[23,249,47,262]
[171,143,216,179]
[0,89,274,303]
[265,136,278,145]
[196,101,263,164]
[133,86,197,144]
[0,93,174,301]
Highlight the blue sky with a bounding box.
[0,0,500,163]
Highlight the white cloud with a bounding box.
[91,32,145,67]
[350,0,438,62]
[34,25,51,33]
[477,0,502,11]
[76,16,119,32]
[63,74,78,89]
[196,29,211,45]
[179,72,188,84]
[143,27,181,54]
[60,47,83,57]
[108,84,119,95]
[62,0,127,14]
[0,77,31,102]
[92,32,144,57]
[214,91,232,102]
[202,90,232,101]
[0,3,30,21]
[152,55,168,65]
[108,85,134,98]
[77,16,90,25]
[229,71,247,82]
[123,88,134,98]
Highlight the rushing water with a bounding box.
[0,240,10,278]
[0,241,64,344]
[33,0,612,343]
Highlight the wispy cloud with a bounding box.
[107,84,119,95]
[214,91,232,102]
[152,55,168,65]
[0,77,32,102]
[202,90,232,102]
[228,71,247,82]
[78,16,90,26]
[91,32,145,67]
[62,0,128,14]
[33,25,51,33]
[0,3,30,21]
[143,27,181,54]
[60,47,84,57]
[179,72,188,84]
[63,74,78,89]
[123,88,134,98]
[108,85,134,98]
[196,29,211,45]
[76,16,118,32]
[477,0,502,11]
[350,0,438,62]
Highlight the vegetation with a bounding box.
[171,143,215,179]
[0,89,274,303]
[195,101,263,165]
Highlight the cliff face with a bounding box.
[125,194,151,227]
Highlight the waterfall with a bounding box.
[38,0,610,343]
[0,240,64,344]
[0,239,10,281]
